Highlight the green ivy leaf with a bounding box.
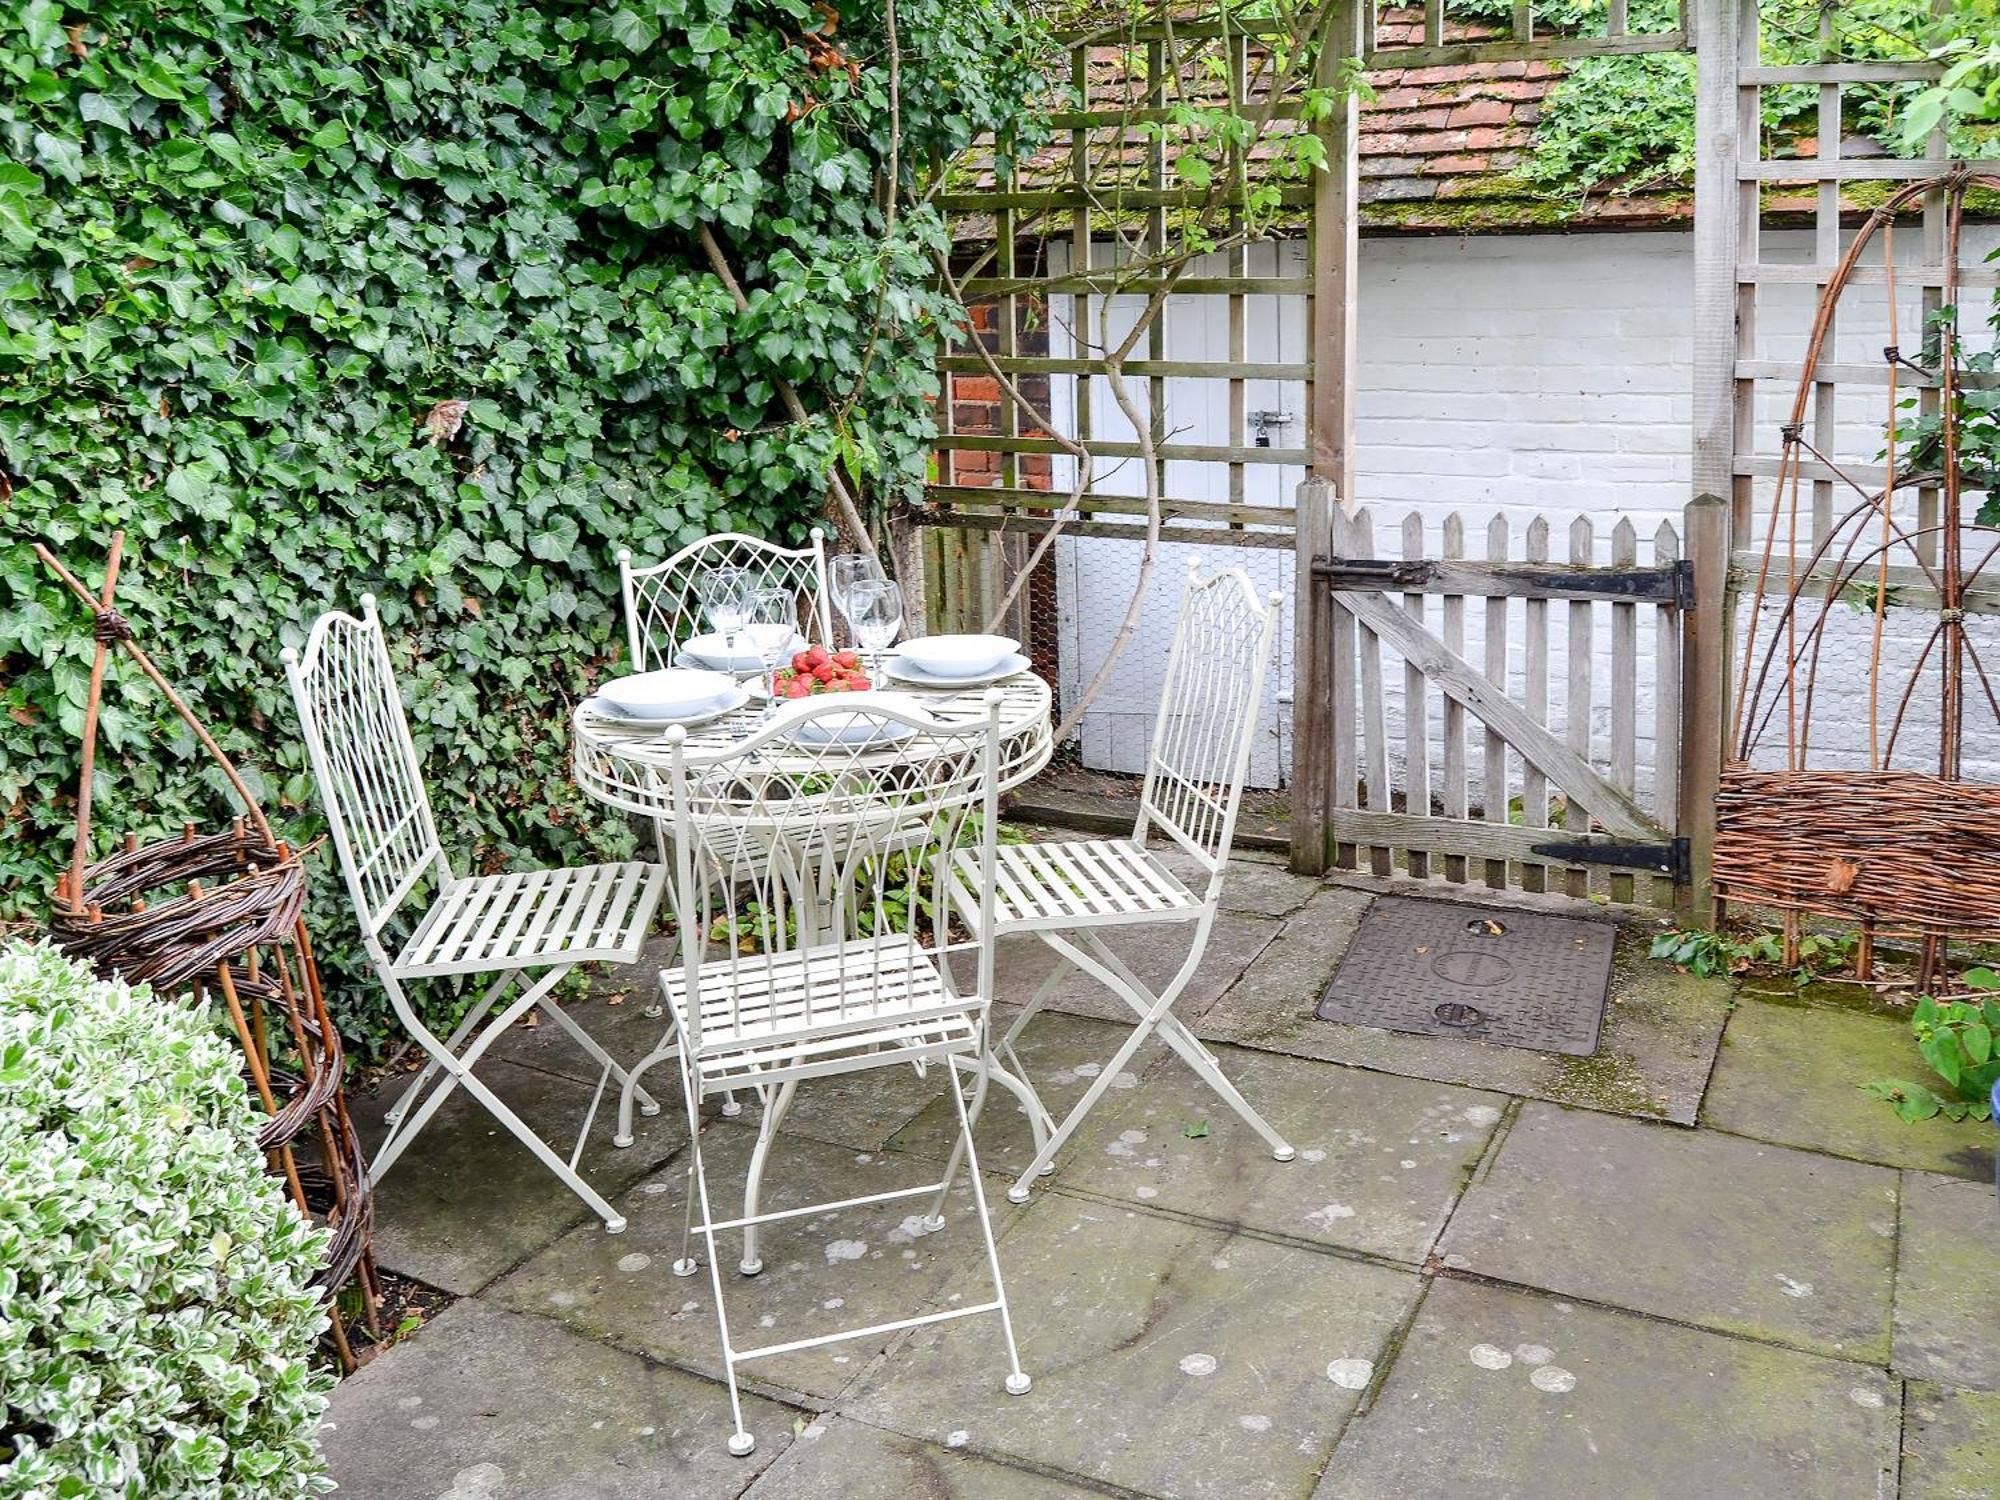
[608,9,660,52]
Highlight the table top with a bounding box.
[571,670,1055,821]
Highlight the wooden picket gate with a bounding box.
[1312,504,1697,906]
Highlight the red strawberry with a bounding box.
[832,649,860,669]
[805,645,829,667]
[790,650,813,673]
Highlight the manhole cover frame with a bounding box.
[1315,895,1616,1056]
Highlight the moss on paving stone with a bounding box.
[1202,900,1729,1125]
[1703,998,1997,1179]
[1903,1384,2000,1500]
[1895,1172,2000,1390]
[742,1416,1103,1499]
[1439,1103,1897,1363]
[1313,1279,1898,1500]
[320,1300,798,1496]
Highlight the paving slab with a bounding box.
[1060,1045,1504,1263]
[886,1005,1176,1181]
[1438,1102,1897,1360]
[320,1299,796,1498]
[1151,845,1323,920]
[490,1130,1018,1403]
[1199,892,1731,1125]
[1902,1383,2000,1500]
[1702,999,1997,1179]
[743,1416,1106,1499]
[847,1200,1421,1500]
[986,911,1279,1027]
[351,1056,690,1294]
[1896,1171,2000,1390]
[1313,1277,1899,1500]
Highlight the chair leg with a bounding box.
[383,970,514,1128]
[535,989,659,1115]
[922,1049,993,1232]
[614,1024,679,1150]
[680,1050,757,1457]
[1078,933,1295,1161]
[1006,1005,1161,1203]
[1000,954,1070,1052]
[738,1078,797,1275]
[374,968,632,1232]
[945,1043,1031,1397]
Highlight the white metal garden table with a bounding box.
[570,669,1054,820]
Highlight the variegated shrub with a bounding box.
[0,940,333,1498]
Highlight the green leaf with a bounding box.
[607,9,660,52]
[1182,1120,1210,1139]
[31,131,82,184]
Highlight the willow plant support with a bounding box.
[1714,169,2000,986]
[35,534,380,1369]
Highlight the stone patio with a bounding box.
[320,850,2000,1499]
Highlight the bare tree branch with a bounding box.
[698,221,875,552]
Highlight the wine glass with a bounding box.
[744,587,796,719]
[698,566,754,665]
[829,553,884,645]
[846,577,903,685]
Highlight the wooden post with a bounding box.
[1681,0,1743,924]
[1291,0,1362,875]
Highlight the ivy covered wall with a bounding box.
[0,0,1046,1052]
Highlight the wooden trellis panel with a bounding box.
[929,16,1323,541]
[1720,0,2000,603]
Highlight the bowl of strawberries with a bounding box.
[768,645,872,699]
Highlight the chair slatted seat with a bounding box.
[956,839,1200,930]
[394,861,659,977]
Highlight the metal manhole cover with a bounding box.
[1316,896,1615,1056]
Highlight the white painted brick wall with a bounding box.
[1043,228,1999,794]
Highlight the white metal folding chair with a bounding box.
[947,558,1296,1204]
[652,694,1029,1456]
[617,528,833,673]
[284,596,666,1233]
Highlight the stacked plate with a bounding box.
[589,669,746,725]
[882,634,1028,689]
[678,630,806,674]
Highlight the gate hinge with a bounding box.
[1528,836,1689,885]
[1672,557,1696,612]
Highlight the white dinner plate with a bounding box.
[882,651,1032,689]
[597,667,736,718]
[895,633,1020,679]
[583,684,749,727]
[678,631,806,674]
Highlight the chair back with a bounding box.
[283,597,449,949]
[619,530,833,671]
[1135,560,1281,879]
[661,695,1003,1057]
